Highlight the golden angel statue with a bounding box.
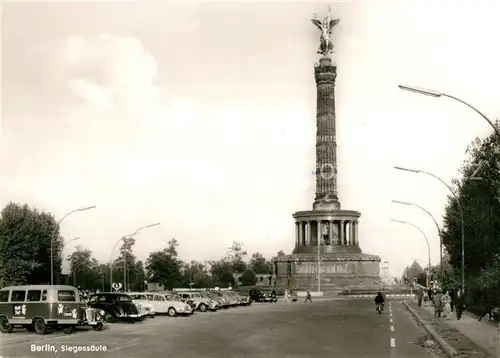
[311,11,340,56]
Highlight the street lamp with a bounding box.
[109,223,160,291]
[50,206,96,285]
[391,218,431,287]
[398,85,500,140]
[391,200,443,273]
[394,165,465,294]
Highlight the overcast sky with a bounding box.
[1,0,499,277]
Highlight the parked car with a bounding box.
[207,291,230,309]
[156,293,195,316]
[220,292,239,307]
[249,288,277,302]
[200,292,223,310]
[128,293,156,319]
[226,291,251,306]
[177,292,217,312]
[0,285,103,335]
[87,293,141,323]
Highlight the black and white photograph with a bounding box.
[1,1,500,357]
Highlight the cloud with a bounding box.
[22,34,159,116]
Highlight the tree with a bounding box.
[0,203,64,286]
[240,268,257,286]
[181,261,213,288]
[145,239,183,290]
[225,241,247,273]
[210,260,235,287]
[68,246,100,290]
[277,250,285,257]
[401,260,426,285]
[442,132,500,277]
[249,252,273,274]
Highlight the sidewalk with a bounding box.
[406,301,496,357]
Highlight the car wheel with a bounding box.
[198,303,207,312]
[104,313,116,323]
[0,316,13,333]
[33,318,47,335]
[93,322,103,331]
[168,307,177,317]
[64,325,74,334]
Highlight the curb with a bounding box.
[402,301,458,357]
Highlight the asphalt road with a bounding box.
[0,299,438,358]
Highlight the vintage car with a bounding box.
[157,293,195,316]
[200,292,224,310]
[249,288,277,302]
[177,292,217,312]
[226,291,251,306]
[219,292,240,307]
[0,285,103,335]
[87,293,141,323]
[128,292,156,318]
[207,291,231,309]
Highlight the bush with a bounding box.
[240,268,257,286]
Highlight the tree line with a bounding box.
[402,130,500,314]
[0,202,281,291]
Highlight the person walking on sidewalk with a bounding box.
[304,290,312,303]
[417,289,423,307]
[455,289,465,320]
[441,290,452,319]
[433,290,443,317]
[450,288,455,312]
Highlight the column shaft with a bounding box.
[305,221,311,246]
[317,221,322,246]
[340,220,345,245]
[328,221,333,245]
[354,221,359,246]
[295,223,299,247]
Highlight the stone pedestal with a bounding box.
[274,252,381,292]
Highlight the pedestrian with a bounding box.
[478,288,496,322]
[441,291,452,319]
[284,289,289,303]
[417,290,423,307]
[304,290,312,303]
[449,288,455,312]
[433,290,443,317]
[455,289,465,320]
[428,288,433,303]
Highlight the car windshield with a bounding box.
[129,294,146,300]
[116,295,132,302]
[166,294,181,301]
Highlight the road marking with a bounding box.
[390,325,394,332]
[390,337,396,348]
[389,318,393,323]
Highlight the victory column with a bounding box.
[273,8,381,293]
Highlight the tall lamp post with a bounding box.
[391,219,432,287]
[398,85,500,140]
[394,166,465,294]
[59,237,80,284]
[391,200,443,273]
[109,223,160,291]
[51,206,96,285]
